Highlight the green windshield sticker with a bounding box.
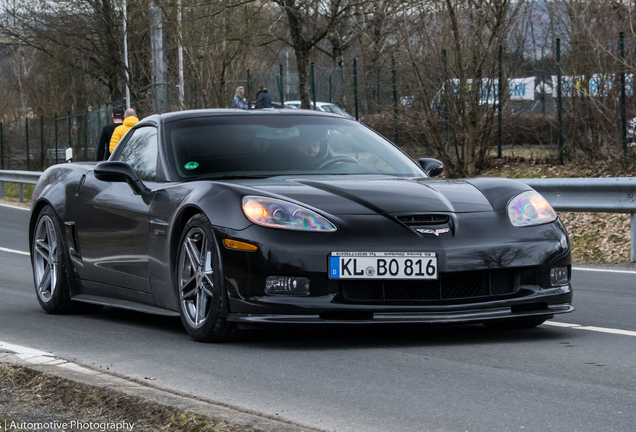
[184,161,199,170]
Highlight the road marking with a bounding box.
[0,340,94,374]
[0,202,30,211]
[573,267,636,275]
[0,341,50,356]
[0,246,29,256]
[546,321,636,337]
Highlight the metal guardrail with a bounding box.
[0,170,43,203]
[518,177,636,213]
[0,170,635,260]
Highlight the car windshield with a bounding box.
[165,115,423,180]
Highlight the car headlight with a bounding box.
[507,191,557,227]
[242,196,337,231]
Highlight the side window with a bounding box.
[117,127,158,182]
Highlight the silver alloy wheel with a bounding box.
[178,227,215,329]
[33,215,58,303]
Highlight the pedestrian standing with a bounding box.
[233,86,248,109]
[96,107,124,161]
[255,87,272,109]
[109,108,139,154]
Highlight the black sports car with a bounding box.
[29,109,573,341]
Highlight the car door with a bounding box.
[73,126,159,293]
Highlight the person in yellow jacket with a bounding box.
[109,108,139,153]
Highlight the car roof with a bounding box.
[144,108,350,124]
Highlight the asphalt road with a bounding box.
[1,203,635,432]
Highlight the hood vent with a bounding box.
[397,214,450,225]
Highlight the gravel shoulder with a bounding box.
[0,352,316,432]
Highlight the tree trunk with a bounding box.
[296,49,311,109]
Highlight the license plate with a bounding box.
[329,252,438,279]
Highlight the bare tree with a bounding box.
[270,0,366,108]
[0,0,130,98]
[391,0,522,177]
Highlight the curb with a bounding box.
[0,342,321,432]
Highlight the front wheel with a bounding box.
[176,214,239,342]
[32,206,74,313]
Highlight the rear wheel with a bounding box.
[176,214,239,342]
[483,317,549,330]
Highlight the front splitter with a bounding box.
[227,303,574,325]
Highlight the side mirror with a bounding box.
[417,158,444,177]
[94,161,148,195]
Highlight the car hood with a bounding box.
[242,176,495,215]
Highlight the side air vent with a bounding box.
[397,214,450,225]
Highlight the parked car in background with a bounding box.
[283,101,354,119]
[626,117,636,147]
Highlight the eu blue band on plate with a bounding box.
[330,256,340,278]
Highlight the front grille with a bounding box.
[341,270,519,303]
[397,214,450,225]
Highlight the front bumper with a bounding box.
[216,214,574,324]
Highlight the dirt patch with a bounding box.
[559,212,632,264]
[0,364,254,432]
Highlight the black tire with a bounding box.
[31,205,75,314]
[176,214,239,342]
[483,317,550,330]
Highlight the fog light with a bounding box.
[265,276,310,295]
[550,266,569,286]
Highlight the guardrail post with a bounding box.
[0,182,3,199]
[632,212,636,262]
[19,183,23,203]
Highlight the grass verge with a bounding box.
[0,182,33,208]
[0,364,254,432]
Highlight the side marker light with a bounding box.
[224,239,258,251]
